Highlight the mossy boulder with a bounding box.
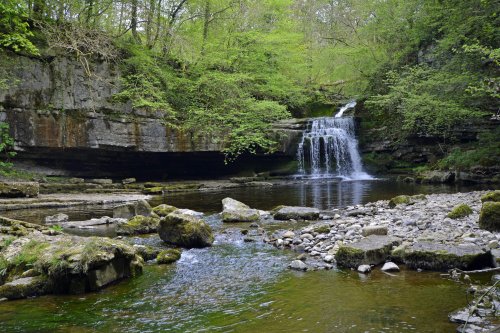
[481,191,500,203]
[152,204,177,217]
[479,202,500,232]
[447,204,473,219]
[221,198,260,223]
[0,233,143,299]
[156,249,182,264]
[158,211,214,248]
[401,242,492,271]
[388,195,410,208]
[335,235,401,268]
[115,215,160,235]
[133,244,161,261]
[388,194,426,208]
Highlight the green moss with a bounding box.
[479,202,500,232]
[335,246,365,268]
[13,240,49,268]
[388,195,410,208]
[481,191,500,203]
[314,225,330,234]
[447,204,473,219]
[116,216,160,235]
[152,204,177,217]
[156,249,182,265]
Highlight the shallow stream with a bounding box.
[1,178,493,332]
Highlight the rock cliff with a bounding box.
[0,53,302,178]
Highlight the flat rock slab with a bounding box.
[335,235,401,268]
[403,242,492,271]
[0,276,49,300]
[0,182,39,198]
[274,206,320,221]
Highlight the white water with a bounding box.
[335,100,356,118]
[297,102,371,180]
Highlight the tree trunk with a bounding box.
[131,0,141,43]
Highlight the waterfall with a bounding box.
[297,102,371,180]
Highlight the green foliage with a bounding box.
[447,204,473,219]
[113,45,174,115]
[481,191,500,203]
[0,122,16,173]
[0,1,39,55]
[438,128,500,169]
[365,65,486,140]
[49,225,63,232]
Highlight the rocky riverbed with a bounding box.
[265,190,500,272]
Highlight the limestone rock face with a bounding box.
[158,211,214,248]
[0,182,39,198]
[221,198,260,223]
[274,206,320,221]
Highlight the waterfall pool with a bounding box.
[0,179,494,332]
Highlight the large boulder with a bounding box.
[479,202,500,232]
[402,242,492,271]
[0,182,39,198]
[335,235,401,268]
[0,231,143,299]
[115,215,160,235]
[481,191,500,203]
[113,200,154,219]
[158,211,214,248]
[274,206,320,221]
[221,198,260,222]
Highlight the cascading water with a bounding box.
[297,101,371,180]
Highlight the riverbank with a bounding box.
[266,190,499,272]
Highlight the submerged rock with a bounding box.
[402,242,492,271]
[158,211,214,248]
[289,260,308,271]
[479,202,500,232]
[274,206,320,221]
[221,198,260,222]
[156,249,182,264]
[115,215,160,235]
[0,182,39,198]
[44,213,69,224]
[335,235,401,268]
